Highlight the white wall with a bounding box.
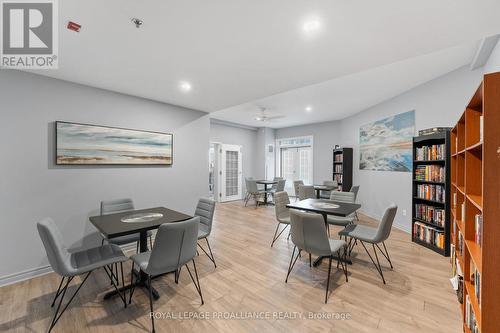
[276,121,341,184]
[338,66,483,232]
[209,121,258,193]
[484,38,500,73]
[276,66,484,232]
[0,70,210,285]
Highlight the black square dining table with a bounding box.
[286,198,361,266]
[89,206,192,300]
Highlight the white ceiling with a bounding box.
[26,1,500,121]
[211,41,480,128]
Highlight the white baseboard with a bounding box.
[0,265,53,287]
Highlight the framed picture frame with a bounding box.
[55,121,173,165]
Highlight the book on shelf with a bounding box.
[470,260,481,307]
[415,203,445,227]
[474,214,483,247]
[415,143,446,160]
[453,193,457,208]
[334,174,342,184]
[334,164,343,173]
[450,243,457,277]
[413,222,445,249]
[334,154,343,162]
[415,165,445,182]
[465,294,480,333]
[458,231,464,258]
[461,202,465,222]
[416,184,445,202]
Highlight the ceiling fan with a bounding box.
[254,106,285,122]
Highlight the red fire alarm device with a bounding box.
[67,21,81,32]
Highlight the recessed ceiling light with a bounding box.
[179,81,192,93]
[302,19,321,33]
[305,106,313,112]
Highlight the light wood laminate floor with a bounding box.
[0,200,461,332]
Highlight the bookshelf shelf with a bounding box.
[467,194,483,211]
[413,180,445,185]
[332,148,352,192]
[412,237,446,255]
[467,141,483,151]
[450,72,500,332]
[412,130,450,256]
[413,197,445,205]
[465,281,482,328]
[465,239,482,272]
[413,218,444,229]
[413,159,446,163]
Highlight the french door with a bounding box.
[220,144,242,202]
[280,146,313,195]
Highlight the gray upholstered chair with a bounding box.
[37,218,128,332]
[269,179,286,202]
[244,177,254,202]
[271,191,291,247]
[350,185,360,220]
[286,210,348,303]
[293,180,304,201]
[298,185,315,200]
[100,199,153,251]
[195,198,217,268]
[244,179,265,208]
[339,204,397,284]
[129,217,203,333]
[320,180,338,199]
[327,191,356,227]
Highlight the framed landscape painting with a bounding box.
[359,110,415,172]
[56,121,173,165]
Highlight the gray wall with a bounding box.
[276,121,341,184]
[337,66,483,231]
[209,121,258,193]
[276,66,484,232]
[0,70,209,285]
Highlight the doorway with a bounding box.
[276,136,313,195]
[210,143,243,202]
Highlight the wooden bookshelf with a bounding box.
[412,131,451,256]
[450,72,500,333]
[332,148,352,191]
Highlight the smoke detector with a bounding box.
[131,18,143,28]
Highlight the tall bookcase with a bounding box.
[332,148,353,191]
[450,72,500,333]
[411,131,451,256]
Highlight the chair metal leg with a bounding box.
[103,264,127,306]
[338,248,348,282]
[149,236,153,251]
[377,242,393,269]
[271,223,289,247]
[185,260,204,305]
[175,267,181,284]
[285,246,300,283]
[197,238,216,268]
[359,241,386,284]
[129,263,136,304]
[309,253,312,268]
[147,275,155,333]
[51,276,66,307]
[325,256,333,304]
[49,272,91,332]
[355,212,360,221]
